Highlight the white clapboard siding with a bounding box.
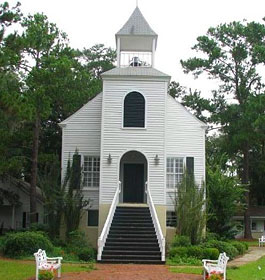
[82,189,99,210]
[165,95,206,209]
[61,93,102,209]
[100,79,167,205]
[166,191,177,209]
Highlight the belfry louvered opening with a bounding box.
[124,91,145,127]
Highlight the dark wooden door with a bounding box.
[123,163,144,203]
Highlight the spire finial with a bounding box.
[136,0,138,7]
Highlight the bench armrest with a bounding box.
[47,260,57,264]
[47,257,63,264]
[202,259,218,264]
[47,257,63,260]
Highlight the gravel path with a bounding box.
[58,264,202,280]
[228,246,265,267]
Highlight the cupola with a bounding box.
[116,7,158,68]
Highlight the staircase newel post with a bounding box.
[97,239,102,260]
[162,238,166,261]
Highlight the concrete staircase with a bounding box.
[100,205,164,264]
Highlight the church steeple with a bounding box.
[116,7,158,68]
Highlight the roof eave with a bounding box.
[102,74,171,81]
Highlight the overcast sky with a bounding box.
[9,0,265,97]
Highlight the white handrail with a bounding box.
[97,181,121,260]
[145,181,165,261]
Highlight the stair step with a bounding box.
[113,216,152,220]
[104,246,160,251]
[100,205,162,263]
[102,250,161,256]
[107,235,157,242]
[110,225,155,230]
[108,233,157,238]
[112,219,152,224]
[115,212,150,216]
[113,214,152,219]
[115,211,150,214]
[105,241,159,246]
[116,204,149,210]
[112,222,153,227]
[116,209,149,213]
[99,259,165,264]
[109,228,155,232]
[102,254,161,260]
[114,215,152,218]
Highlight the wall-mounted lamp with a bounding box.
[154,154,160,165]
[107,154,112,164]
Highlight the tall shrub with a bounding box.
[3,231,53,257]
[63,150,90,237]
[175,171,206,245]
[207,164,245,239]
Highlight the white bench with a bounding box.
[34,249,62,280]
[202,252,229,280]
[259,236,265,247]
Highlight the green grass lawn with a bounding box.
[241,239,260,247]
[170,256,265,280]
[0,259,94,280]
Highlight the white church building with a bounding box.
[60,7,206,263]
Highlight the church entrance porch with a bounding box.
[119,151,147,203]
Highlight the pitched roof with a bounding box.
[168,95,208,129]
[1,176,44,203]
[101,67,170,79]
[116,7,157,37]
[59,92,103,125]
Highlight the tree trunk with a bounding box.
[29,116,40,224]
[243,145,252,239]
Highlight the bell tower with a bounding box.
[99,7,170,263]
[115,7,158,68]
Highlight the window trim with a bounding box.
[251,221,257,231]
[82,155,100,189]
[166,157,184,190]
[122,91,147,129]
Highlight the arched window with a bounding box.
[123,91,145,127]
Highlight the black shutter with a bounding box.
[124,91,145,127]
[186,157,194,175]
[22,212,26,228]
[72,154,81,189]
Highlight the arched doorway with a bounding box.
[120,151,147,203]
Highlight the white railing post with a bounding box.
[145,181,166,262]
[97,181,121,260]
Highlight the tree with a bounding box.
[38,156,64,238]
[181,20,265,238]
[81,44,116,94]
[18,14,71,223]
[175,171,206,245]
[168,81,186,99]
[0,1,25,178]
[168,81,212,124]
[82,44,116,79]
[0,1,21,42]
[206,163,245,239]
[0,4,116,226]
[39,44,115,160]
[11,13,95,224]
[0,3,117,227]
